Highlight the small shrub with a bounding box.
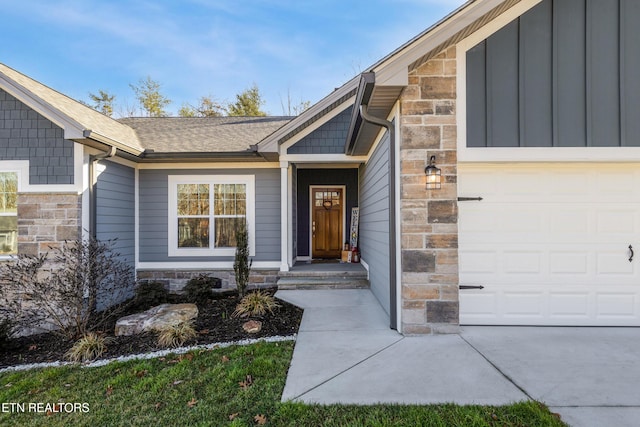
[183,274,221,303]
[157,321,197,348]
[233,223,252,299]
[65,332,111,363]
[134,281,169,308]
[232,291,280,318]
[0,236,135,340]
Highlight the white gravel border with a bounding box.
[0,335,296,374]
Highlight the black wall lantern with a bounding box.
[425,155,441,190]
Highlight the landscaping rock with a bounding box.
[115,304,199,336]
[242,320,262,334]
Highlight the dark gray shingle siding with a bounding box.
[287,106,353,154]
[0,89,74,184]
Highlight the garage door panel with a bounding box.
[597,252,634,275]
[549,252,589,274]
[461,292,499,317]
[459,163,640,326]
[503,292,545,317]
[548,293,590,317]
[459,250,496,273]
[596,294,637,318]
[504,251,542,273]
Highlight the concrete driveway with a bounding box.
[461,326,640,427]
[276,289,640,427]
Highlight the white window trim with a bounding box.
[168,175,256,257]
[0,163,21,260]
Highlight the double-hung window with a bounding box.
[168,175,255,257]
[0,172,18,256]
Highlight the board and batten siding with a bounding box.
[96,160,135,270]
[138,168,281,263]
[466,0,640,148]
[359,133,390,315]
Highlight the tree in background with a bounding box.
[178,96,224,117]
[227,84,267,117]
[129,76,171,117]
[280,88,311,116]
[88,90,116,117]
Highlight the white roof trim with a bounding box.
[372,0,507,86]
[0,73,86,140]
[258,76,359,153]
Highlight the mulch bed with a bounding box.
[0,288,303,369]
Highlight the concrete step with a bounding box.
[277,277,369,290]
[278,269,367,279]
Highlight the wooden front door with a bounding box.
[312,188,343,259]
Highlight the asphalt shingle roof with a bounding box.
[117,116,292,153]
[0,63,143,153]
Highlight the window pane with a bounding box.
[0,172,17,214]
[178,218,209,248]
[0,216,17,255]
[214,184,246,216]
[177,184,209,216]
[214,217,245,247]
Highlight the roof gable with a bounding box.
[0,63,143,155]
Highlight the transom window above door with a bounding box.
[168,175,255,257]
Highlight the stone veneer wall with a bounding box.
[399,46,459,334]
[136,269,280,293]
[17,193,82,256]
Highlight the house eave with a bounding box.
[138,151,269,163]
[344,73,403,157]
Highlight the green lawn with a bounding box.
[0,341,566,426]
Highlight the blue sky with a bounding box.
[1,0,465,117]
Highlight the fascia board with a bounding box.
[258,76,360,153]
[0,73,86,139]
[372,0,506,86]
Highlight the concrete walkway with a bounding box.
[276,289,640,427]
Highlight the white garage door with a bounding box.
[459,163,640,326]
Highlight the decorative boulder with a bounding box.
[242,320,262,334]
[115,303,199,336]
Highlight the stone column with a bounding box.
[399,46,459,334]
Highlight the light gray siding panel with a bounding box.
[287,106,353,154]
[359,134,390,315]
[0,89,75,184]
[621,0,640,146]
[466,42,487,147]
[486,20,520,147]
[96,161,135,270]
[138,168,280,263]
[554,0,587,147]
[587,0,620,147]
[520,0,552,147]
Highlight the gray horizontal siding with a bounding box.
[359,133,390,315]
[467,0,640,148]
[139,168,281,263]
[0,89,75,184]
[287,106,353,154]
[96,161,135,271]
